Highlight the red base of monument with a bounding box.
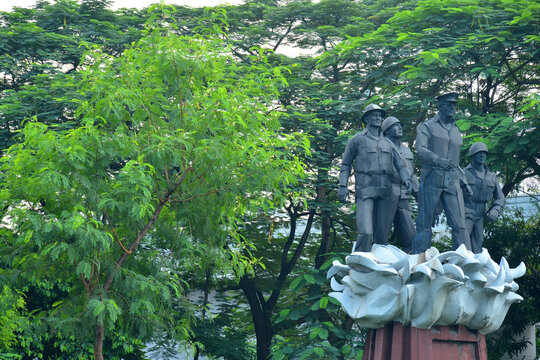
[363,322,487,360]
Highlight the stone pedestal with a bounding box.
[363,322,487,360]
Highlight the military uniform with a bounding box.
[339,129,411,252]
[463,163,505,253]
[414,112,471,253]
[390,142,418,253]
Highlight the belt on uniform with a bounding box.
[422,165,457,171]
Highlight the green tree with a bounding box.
[0,0,146,149]
[0,285,27,355]
[0,6,306,360]
[483,208,540,359]
[199,1,378,358]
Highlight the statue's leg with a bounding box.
[470,217,484,253]
[413,181,440,254]
[373,195,399,245]
[441,190,471,251]
[353,234,373,252]
[465,211,474,239]
[354,198,374,252]
[394,200,415,253]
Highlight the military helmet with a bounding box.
[381,116,401,133]
[436,92,458,103]
[361,104,386,123]
[468,142,489,157]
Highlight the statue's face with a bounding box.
[387,122,403,139]
[472,151,487,165]
[365,110,384,128]
[439,101,456,119]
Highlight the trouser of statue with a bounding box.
[393,199,415,253]
[355,195,399,252]
[414,179,471,253]
[465,211,484,254]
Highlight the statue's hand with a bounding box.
[485,209,498,222]
[337,186,349,203]
[437,157,454,170]
[404,179,412,195]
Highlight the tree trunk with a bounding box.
[314,131,336,270]
[315,169,333,270]
[94,321,104,360]
[193,345,201,360]
[315,207,332,269]
[194,269,212,360]
[238,207,314,360]
[239,275,272,360]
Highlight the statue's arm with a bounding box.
[415,123,438,166]
[338,136,357,202]
[488,180,506,216]
[459,169,473,198]
[339,137,356,187]
[392,147,411,184]
[392,147,412,193]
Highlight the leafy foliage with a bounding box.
[0,285,27,353]
[0,0,146,149]
[0,1,538,359]
[0,5,306,359]
[483,208,540,359]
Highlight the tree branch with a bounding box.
[266,209,315,310]
[272,22,294,52]
[102,211,132,254]
[103,166,192,291]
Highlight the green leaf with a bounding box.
[304,273,315,284]
[299,348,314,360]
[89,299,105,317]
[289,310,301,321]
[319,297,329,309]
[309,327,321,339]
[76,261,92,279]
[289,276,303,290]
[456,119,471,131]
[279,309,290,318]
[105,299,121,326]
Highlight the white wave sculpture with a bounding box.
[327,244,526,334]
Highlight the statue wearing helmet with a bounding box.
[463,142,505,253]
[382,116,419,253]
[338,104,412,252]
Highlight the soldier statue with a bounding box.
[338,104,412,252]
[413,92,473,256]
[463,142,505,253]
[381,116,419,253]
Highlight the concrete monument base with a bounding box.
[363,322,487,360]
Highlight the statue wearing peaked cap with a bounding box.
[413,92,473,254]
[463,142,505,253]
[338,104,412,252]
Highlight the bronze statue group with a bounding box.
[338,93,505,258]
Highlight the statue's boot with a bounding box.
[412,230,432,254]
[412,230,431,267]
[353,234,373,253]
